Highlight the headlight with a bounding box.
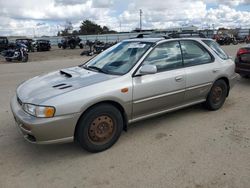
[23,104,55,118]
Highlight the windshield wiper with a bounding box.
[85,65,108,74]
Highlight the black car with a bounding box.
[0,37,9,52]
[15,39,35,52]
[58,36,83,49]
[235,45,250,78]
[35,40,51,51]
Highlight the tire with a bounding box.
[76,104,123,153]
[69,43,75,49]
[204,80,228,111]
[233,40,238,45]
[5,58,12,62]
[21,54,28,62]
[79,43,83,49]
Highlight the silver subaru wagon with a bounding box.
[11,37,237,152]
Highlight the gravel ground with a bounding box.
[0,44,249,188]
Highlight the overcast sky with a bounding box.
[0,0,250,36]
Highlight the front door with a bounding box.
[132,41,186,120]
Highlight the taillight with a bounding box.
[237,48,250,56]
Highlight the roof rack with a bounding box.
[135,31,207,40]
[135,33,171,39]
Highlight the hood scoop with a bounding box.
[53,83,72,90]
[60,70,72,78]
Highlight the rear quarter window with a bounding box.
[202,40,229,60]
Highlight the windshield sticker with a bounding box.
[128,43,146,49]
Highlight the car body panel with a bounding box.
[17,66,117,104]
[132,68,186,119]
[11,95,81,143]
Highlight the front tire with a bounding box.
[204,80,228,111]
[76,104,123,153]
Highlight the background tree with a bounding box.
[58,20,117,36]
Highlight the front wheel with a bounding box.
[76,104,123,153]
[204,80,228,111]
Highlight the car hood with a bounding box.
[17,66,116,104]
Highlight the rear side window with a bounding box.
[202,40,229,60]
[180,40,213,67]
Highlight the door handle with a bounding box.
[213,69,220,73]
[175,76,183,82]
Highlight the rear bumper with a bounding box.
[235,63,250,76]
[10,95,81,144]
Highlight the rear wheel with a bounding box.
[204,80,228,111]
[76,104,123,153]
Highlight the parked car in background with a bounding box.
[16,38,35,52]
[58,36,83,49]
[0,37,9,52]
[11,37,237,153]
[35,39,51,51]
[1,43,28,62]
[245,35,250,44]
[235,45,250,78]
[216,34,238,45]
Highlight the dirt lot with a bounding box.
[0,44,249,188]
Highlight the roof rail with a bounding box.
[135,33,171,39]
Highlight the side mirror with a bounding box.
[138,64,157,75]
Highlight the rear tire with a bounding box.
[204,80,228,111]
[76,104,123,153]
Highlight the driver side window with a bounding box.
[143,41,183,72]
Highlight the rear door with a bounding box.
[132,41,186,119]
[180,40,220,103]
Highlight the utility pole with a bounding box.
[119,20,121,33]
[140,9,142,32]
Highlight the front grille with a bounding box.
[17,96,23,106]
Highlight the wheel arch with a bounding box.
[74,100,128,140]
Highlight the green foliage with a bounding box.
[57,20,117,36]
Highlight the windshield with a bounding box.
[84,41,153,75]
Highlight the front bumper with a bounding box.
[10,95,81,144]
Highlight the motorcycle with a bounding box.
[1,43,28,62]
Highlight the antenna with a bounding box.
[140,9,143,32]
